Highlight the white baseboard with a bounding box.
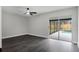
[2,33,48,39]
[27,33,48,39]
[2,33,29,39]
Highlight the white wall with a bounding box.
[2,11,29,39]
[78,7,79,48]
[2,7,78,45]
[0,7,2,48]
[28,7,78,43]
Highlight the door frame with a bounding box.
[49,18,72,42]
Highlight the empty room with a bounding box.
[0,6,79,52]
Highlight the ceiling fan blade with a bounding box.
[24,8,37,16]
[30,12,37,14]
[30,13,33,15]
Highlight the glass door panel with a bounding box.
[49,20,59,40]
[59,18,72,42]
[49,18,72,42]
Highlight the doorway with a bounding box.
[49,18,72,42]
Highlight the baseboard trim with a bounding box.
[27,34,48,39]
[26,34,47,39]
[0,48,2,52]
[2,34,47,39]
[2,33,29,39]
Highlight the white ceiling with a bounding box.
[2,6,74,16]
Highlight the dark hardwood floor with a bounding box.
[2,35,79,52]
[0,48,2,52]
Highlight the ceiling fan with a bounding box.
[24,8,37,15]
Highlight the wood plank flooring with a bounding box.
[2,35,79,52]
[0,48,2,52]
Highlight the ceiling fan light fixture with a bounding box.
[24,8,37,16]
[26,9,30,15]
[26,12,30,15]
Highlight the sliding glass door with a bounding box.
[59,18,72,42]
[49,20,59,40]
[49,18,72,42]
